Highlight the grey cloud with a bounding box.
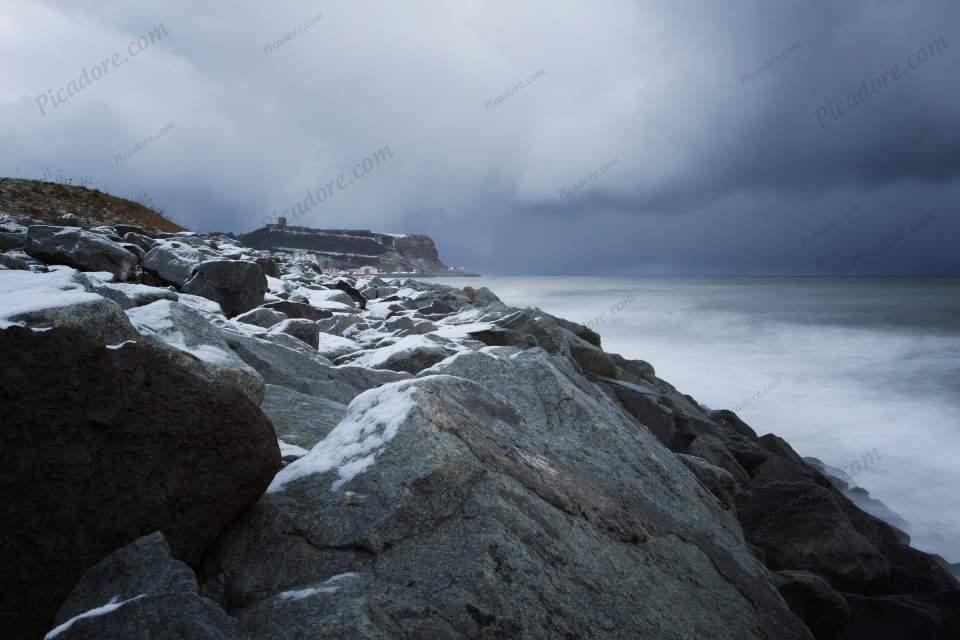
[1,0,957,274]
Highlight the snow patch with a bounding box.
[275,573,360,601]
[0,268,102,329]
[45,595,144,639]
[269,382,418,493]
[126,300,236,366]
[278,439,310,459]
[430,321,493,340]
[348,335,447,370]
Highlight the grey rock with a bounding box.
[600,377,677,447]
[315,312,362,336]
[119,242,145,261]
[182,260,267,318]
[261,384,348,450]
[50,533,247,640]
[773,570,850,640]
[567,332,618,376]
[737,481,892,588]
[255,256,280,278]
[339,335,452,374]
[0,231,26,250]
[54,532,196,626]
[143,240,220,286]
[261,300,333,321]
[127,300,265,404]
[24,225,139,281]
[115,224,153,238]
[205,362,811,640]
[416,299,456,316]
[267,318,319,348]
[677,453,739,511]
[8,287,140,345]
[46,593,248,640]
[122,231,158,252]
[0,251,29,270]
[223,329,408,404]
[72,272,178,310]
[234,307,289,329]
[59,212,81,226]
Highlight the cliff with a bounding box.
[239,224,449,273]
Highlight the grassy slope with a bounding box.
[0,178,185,232]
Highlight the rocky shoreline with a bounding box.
[2,212,959,639]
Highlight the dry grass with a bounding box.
[0,177,185,232]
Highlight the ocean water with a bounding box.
[425,276,960,561]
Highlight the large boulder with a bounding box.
[203,351,813,640]
[182,260,267,318]
[333,279,367,309]
[127,300,266,404]
[0,325,280,639]
[234,307,288,329]
[261,300,333,321]
[48,532,245,639]
[773,570,851,640]
[24,225,139,281]
[143,240,219,286]
[340,334,453,374]
[267,318,319,349]
[0,268,140,344]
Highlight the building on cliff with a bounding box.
[240,224,450,274]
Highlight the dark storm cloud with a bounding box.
[1,0,957,274]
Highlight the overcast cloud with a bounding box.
[2,0,957,274]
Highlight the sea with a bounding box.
[425,276,960,562]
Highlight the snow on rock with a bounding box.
[429,321,493,340]
[317,333,361,360]
[45,595,144,639]
[126,300,239,367]
[175,293,224,318]
[275,573,360,600]
[0,268,102,329]
[345,334,451,373]
[301,288,355,310]
[269,381,418,493]
[278,439,310,459]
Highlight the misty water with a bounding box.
[426,276,960,561]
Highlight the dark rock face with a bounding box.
[594,344,960,639]
[840,591,960,640]
[255,256,280,278]
[774,570,851,640]
[24,225,139,281]
[334,279,367,309]
[182,259,267,317]
[0,326,280,640]
[48,532,245,640]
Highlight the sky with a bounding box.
[2,0,958,275]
